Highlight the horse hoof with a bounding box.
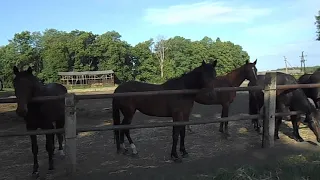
[117,149,122,154]
[131,153,139,158]
[172,157,182,163]
[181,153,189,158]
[32,172,40,179]
[296,138,304,142]
[219,129,224,133]
[224,133,231,139]
[274,136,280,140]
[59,150,65,156]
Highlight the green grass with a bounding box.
[0,88,14,98]
[210,152,320,180]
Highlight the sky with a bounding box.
[0,0,319,71]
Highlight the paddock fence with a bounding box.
[0,72,320,176]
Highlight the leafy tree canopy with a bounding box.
[0,29,251,87]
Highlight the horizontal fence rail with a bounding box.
[1,83,320,104]
[0,111,304,138]
[0,72,319,176]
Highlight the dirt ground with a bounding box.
[0,91,319,180]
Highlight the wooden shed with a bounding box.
[58,70,114,87]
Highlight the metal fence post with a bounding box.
[262,72,277,148]
[65,93,77,175]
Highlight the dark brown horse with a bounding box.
[112,60,217,162]
[187,60,258,137]
[249,73,320,143]
[13,66,67,177]
[298,70,320,108]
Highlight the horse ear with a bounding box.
[212,60,217,67]
[13,66,19,75]
[253,59,257,65]
[245,60,249,64]
[202,60,206,66]
[27,67,33,74]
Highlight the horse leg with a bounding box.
[29,134,39,177]
[46,133,55,170]
[274,103,286,140]
[56,121,65,157]
[274,117,282,140]
[124,128,138,155]
[119,121,129,154]
[291,115,304,142]
[171,125,182,162]
[122,108,136,155]
[179,125,188,158]
[249,95,257,130]
[219,104,230,137]
[186,125,194,134]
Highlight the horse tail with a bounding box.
[112,99,121,146]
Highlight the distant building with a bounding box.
[58,70,114,87]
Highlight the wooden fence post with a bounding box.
[262,72,277,148]
[65,93,77,175]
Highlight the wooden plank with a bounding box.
[64,93,77,175]
[262,72,277,148]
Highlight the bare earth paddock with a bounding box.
[0,90,320,180]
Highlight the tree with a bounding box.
[132,39,160,82]
[94,31,134,81]
[0,29,250,86]
[153,35,167,78]
[316,10,320,41]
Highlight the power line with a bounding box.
[299,51,307,73]
[283,56,288,74]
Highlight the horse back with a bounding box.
[113,81,195,117]
[27,83,67,128]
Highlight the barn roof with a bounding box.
[58,70,114,76]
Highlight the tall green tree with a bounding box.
[94,31,134,81]
[40,29,70,82]
[132,39,160,83]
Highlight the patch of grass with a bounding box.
[211,152,320,180]
[0,88,14,98]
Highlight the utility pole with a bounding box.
[283,56,288,74]
[300,51,307,73]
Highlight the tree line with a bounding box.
[0,29,251,87]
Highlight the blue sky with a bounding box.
[1,0,319,71]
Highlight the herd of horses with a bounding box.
[9,60,320,177]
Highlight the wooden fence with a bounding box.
[0,72,320,176]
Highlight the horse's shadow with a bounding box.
[279,120,319,146]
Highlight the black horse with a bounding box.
[249,72,320,142]
[112,60,217,162]
[298,70,320,108]
[13,66,67,177]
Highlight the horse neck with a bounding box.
[162,71,201,89]
[33,81,46,97]
[224,67,246,87]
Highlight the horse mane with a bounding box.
[162,66,201,88]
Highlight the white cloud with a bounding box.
[143,1,272,25]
